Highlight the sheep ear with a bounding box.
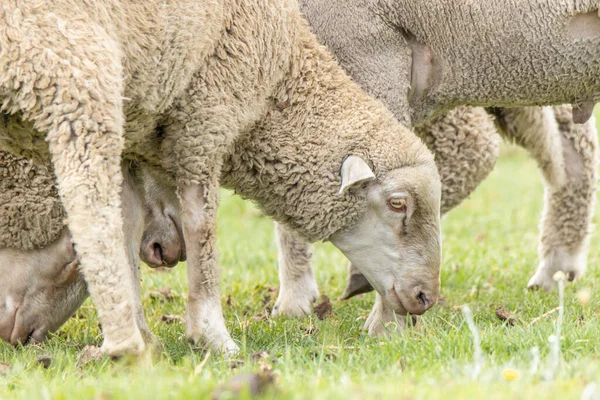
[339,156,376,195]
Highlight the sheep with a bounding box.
[0,0,443,356]
[0,149,171,346]
[269,0,599,320]
[9,104,595,341]
[5,0,599,345]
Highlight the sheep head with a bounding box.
[330,156,442,316]
[0,230,87,345]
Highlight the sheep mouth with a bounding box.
[8,307,32,346]
[387,283,408,316]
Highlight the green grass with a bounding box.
[2,113,600,399]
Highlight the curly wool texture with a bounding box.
[0,0,435,247]
[0,152,64,250]
[415,106,499,214]
[210,7,435,242]
[376,0,600,123]
[0,0,495,255]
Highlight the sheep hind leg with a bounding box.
[490,106,598,290]
[272,223,318,317]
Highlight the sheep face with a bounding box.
[331,158,441,316]
[0,230,87,346]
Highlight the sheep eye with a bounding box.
[387,197,407,213]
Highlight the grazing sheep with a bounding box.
[0,148,188,345]
[4,0,597,346]
[0,0,443,355]
[271,0,599,319]
[0,154,152,345]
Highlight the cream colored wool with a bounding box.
[0,0,439,354]
[488,105,598,289]
[0,152,63,250]
[271,0,600,315]
[415,107,499,214]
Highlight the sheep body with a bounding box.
[0,0,442,355]
[271,0,599,318]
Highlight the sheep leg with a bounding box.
[120,163,157,349]
[179,181,237,354]
[272,223,319,317]
[0,22,145,355]
[489,106,598,290]
[45,105,145,357]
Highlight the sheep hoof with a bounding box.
[527,248,585,291]
[100,329,147,359]
[221,340,241,357]
[141,330,165,360]
[186,324,239,356]
[272,275,319,318]
[527,273,557,291]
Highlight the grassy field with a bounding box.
[2,114,600,399]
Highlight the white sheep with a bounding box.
[4,0,599,346]
[269,0,599,321]
[0,0,442,356]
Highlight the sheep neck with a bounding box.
[221,25,432,242]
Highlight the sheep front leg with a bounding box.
[180,180,237,354]
[490,106,598,290]
[120,164,156,348]
[272,223,319,317]
[45,103,145,357]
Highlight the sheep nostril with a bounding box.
[152,243,164,264]
[417,292,428,308]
